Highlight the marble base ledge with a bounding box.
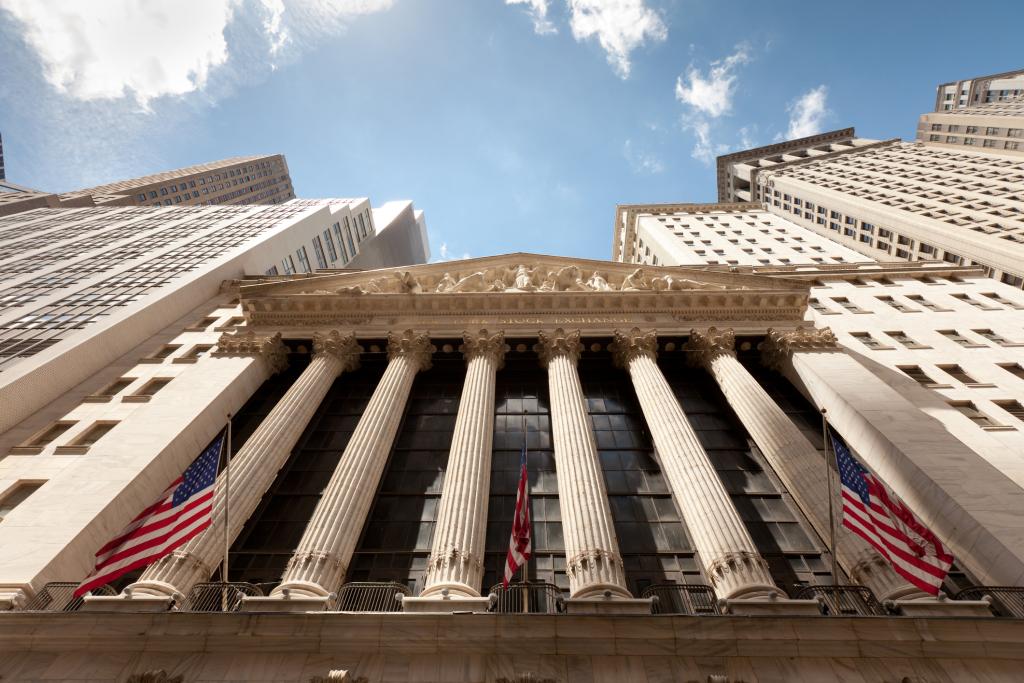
[563,597,653,615]
[723,597,822,616]
[81,594,173,613]
[239,595,329,613]
[400,595,492,614]
[893,596,994,618]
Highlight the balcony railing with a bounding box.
[795,585,887,616]
[335,581,409,612]
[178,582,265,612]
[20,582,117,612]
[488,581,565,614]
[954,586,1024,618]
[641,583,721,615]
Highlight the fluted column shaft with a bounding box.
[537,329,630,599]
[274,330,434,598]
[422,331,506,597]
[688,327,922,602]
[611,328,782,600]
[130,331,359,599]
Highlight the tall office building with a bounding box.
[717,131,1024,288]
[934,68,1024,111]
[0,154,295,218]
[917,94,1024,157]
[0,197,428,438]
[0,131,5,181]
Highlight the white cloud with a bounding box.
[674,45,750,118]
[784,85,829,139]
[686,119,729,165]
[568,0,667,78]
[0,0,395,107]
[623,139,664,174]
[432,242,472,263]
[506,0,557,35]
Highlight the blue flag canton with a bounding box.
[172,435,223,507]
[832,432,870,506]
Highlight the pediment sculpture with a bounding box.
[321,263,736,296]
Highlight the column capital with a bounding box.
[212,331,289,374]
[387,329,435,371]
[534,328,583,367]
[312,330,361,372]
[684,327,736,368]
[609,327,658,368]
[460,329,507,369]
[760,326,839,371]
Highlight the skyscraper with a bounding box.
[917,94,1024,157]
[0,154,295,217]
[0,131,5,181]
[934,68,1024,111]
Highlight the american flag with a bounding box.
[74,432,225,597]
[503,443,532,588]
[832,430,953,596]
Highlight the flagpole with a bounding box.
[521,407,528,612]
[821,408,839,587]
[222,414,232,609]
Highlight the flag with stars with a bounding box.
[832,430,953,596]
[75,431,225,597]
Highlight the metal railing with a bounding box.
[641,583,721,615]
[178,582,265,612]
[489,581,565,614]
[20,582,117,612]
[954,586,1024,618]
[334,581,409,612]
[795,585,887,616]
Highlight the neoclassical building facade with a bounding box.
[2,255,1023,682]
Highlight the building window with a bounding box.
[938,330,982,347]
[831,297,867,314]
[905,294,947,312]
[973,329,1015,345]
[142,344,181,363]
[176,344,213,362]
[322,229,338,262]
[948,401,1000,428]
[131,377,172,398]
[994,400,1024,422]
[876,296,914,313]
[311,236,328,270]
[70,421,119,448]
[0,482,45,522]
[898,365,938,387]
[937,365,981,386]
[885,331,928,349]
[981,292,1023,309]
[17,421,77,451]
[850,332,889,350]
[96,377,136,397]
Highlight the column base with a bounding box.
[81,594,174,612]
[240,594,330,612]
[892,596,994,618]
[563,597,653,615]
[400,595,492,613]
[0,584,31,611]
[723,596,823,616]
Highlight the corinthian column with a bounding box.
[535,329,631,600]
[420,330,506,599]
[126,331,359,601]
[269,330,434,601]
[610,328,782,601]
[686,327,922,602]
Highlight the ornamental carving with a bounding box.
[318,263,737,297]
[565,548,623,580]
[309,671,366,683]
[460,329,508,369]
[424,546,483,579]
[609,328,658,367]
[126,671,183,683]
[212,331,289,374]
[312,330,361,372]
[284,549,343,574]
[387,330,435,370]
[534,328,583,367]
[760,326,839,371]
[684,327,736,368]
[703,551,772,590]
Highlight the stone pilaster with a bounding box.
[421,330,507,598]
[126,331,360,600]
[685,327,922,602]
[611,327,783,600]
[535,329,630,599]
[212,331,290,375]
[759,326,839,371]
[271,330,434,599]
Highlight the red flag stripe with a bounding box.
[93,496,214,572]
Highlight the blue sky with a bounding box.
[1,0,1021,262]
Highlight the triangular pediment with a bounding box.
[240,252,806,298]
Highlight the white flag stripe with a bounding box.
[89,503,214,580]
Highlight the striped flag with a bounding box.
[832,430,953,596]
[503,443,532,588]
[74,432,225,597]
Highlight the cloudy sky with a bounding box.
[0,0,1021,261]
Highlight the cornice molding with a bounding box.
[760,326,839,371]
[460,329,507,369]
[212,331,288,374]
[534,328,583,367]
[311,330,361,372]
[609,327,658,367]
[387,330,435,371]
[684,327,736,368]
